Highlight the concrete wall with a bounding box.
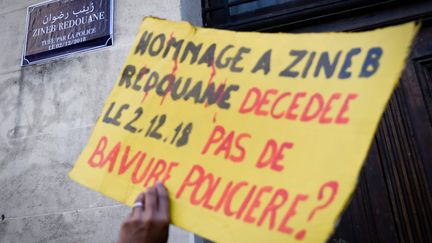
[0,0,201,242]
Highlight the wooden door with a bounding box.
[202,0,432,242]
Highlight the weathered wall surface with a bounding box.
[0,0,201,242]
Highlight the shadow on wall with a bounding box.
[180,0,202,26]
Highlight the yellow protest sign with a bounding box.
[69,17,417,243]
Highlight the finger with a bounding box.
[131,192,145,219]
[155,182,170,220]
[144,186,158,214]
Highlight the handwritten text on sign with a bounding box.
[69,18,417,243]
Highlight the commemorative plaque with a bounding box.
[22,0,113,66]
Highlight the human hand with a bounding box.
[117,182,170,243]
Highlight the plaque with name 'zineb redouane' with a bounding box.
[22,0,113,66]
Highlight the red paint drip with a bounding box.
[208,61,217,85]
[141,91,149,104]
[139,65,148,104]
[204,61,217,108]
[210,79,227,125]
[160,32,178,106]
[216,78,228,104]
[205,78,228,109]
[159,58,178,106]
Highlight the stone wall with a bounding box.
[0,0,201,242]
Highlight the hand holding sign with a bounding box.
[69,17,417,242]
[117,183,170,243]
